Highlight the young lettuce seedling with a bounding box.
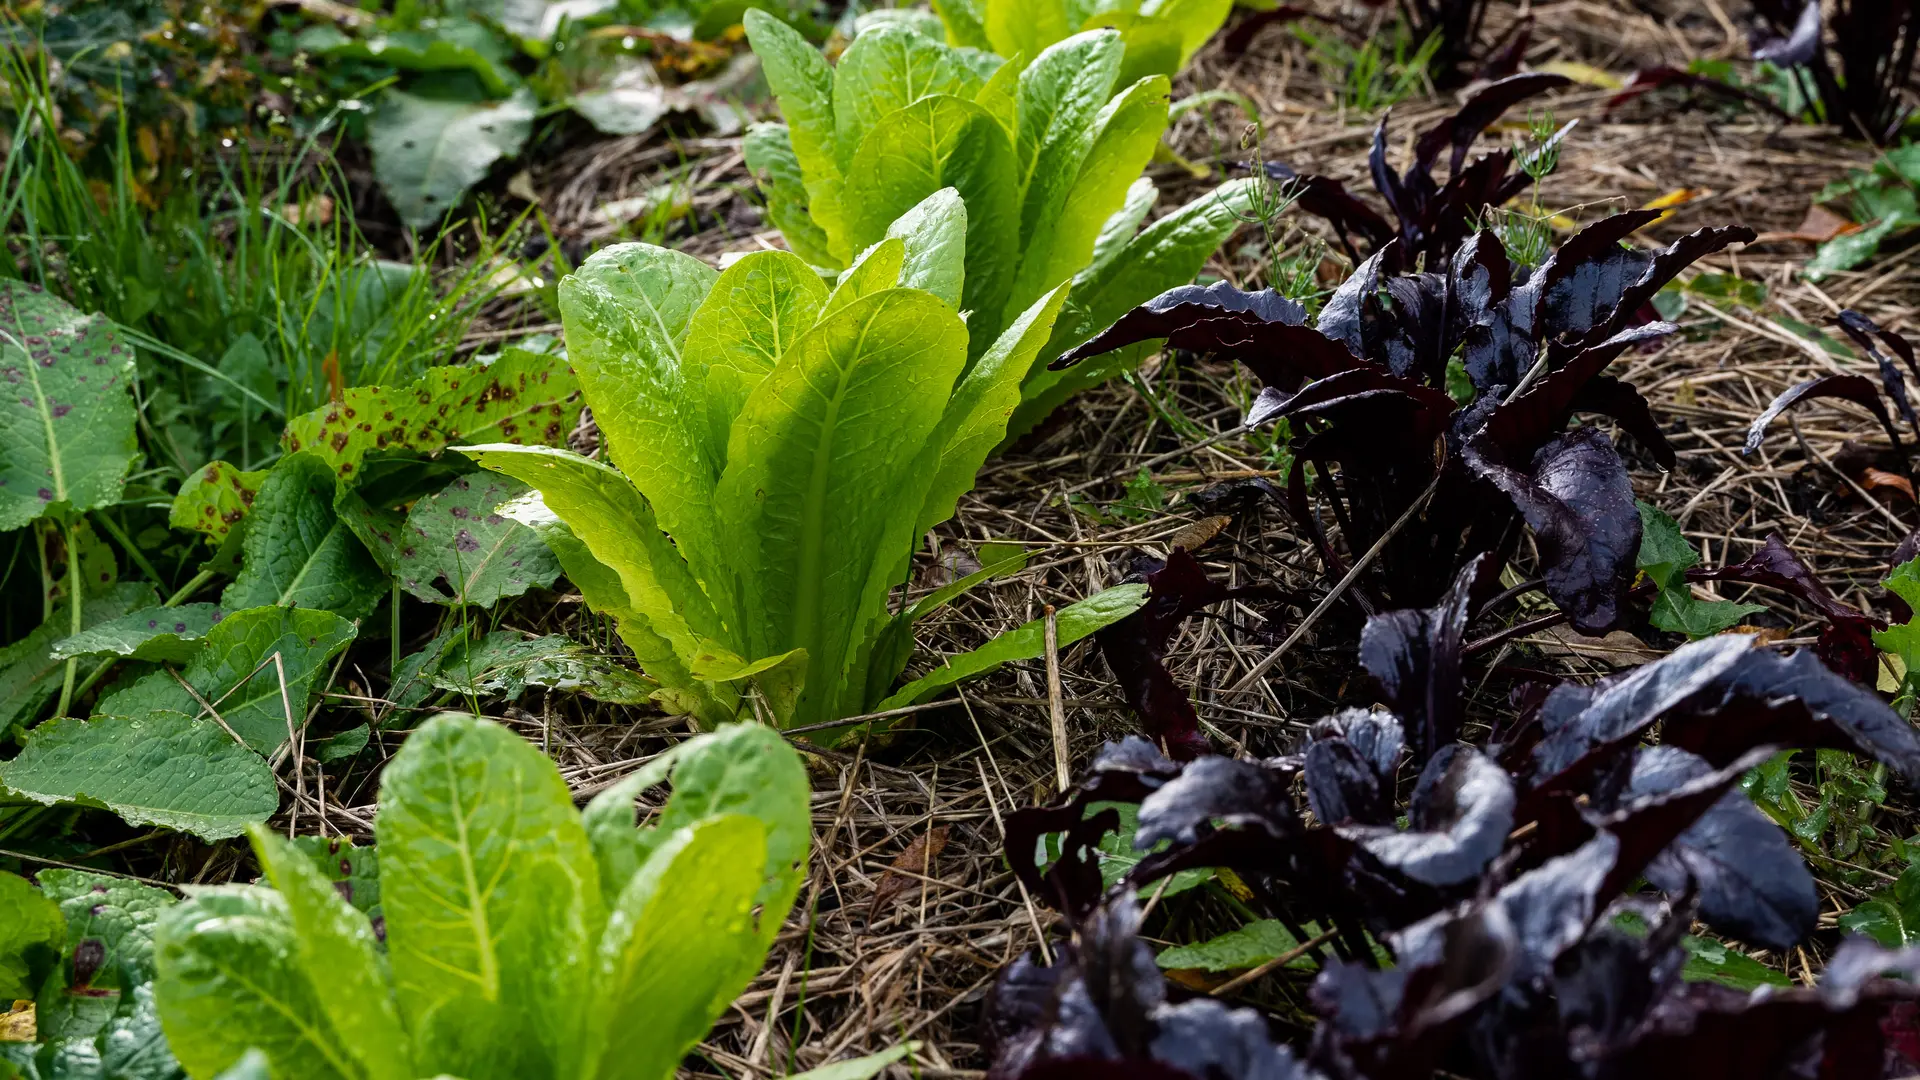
[152,714,816,1080]
[462,190,1147,738]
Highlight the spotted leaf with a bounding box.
[0,282,138,530]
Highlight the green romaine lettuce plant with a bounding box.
[152,714,809,1080]
[929,0,1233,82]
[744,12,1254,432]
[462,191,1147,737]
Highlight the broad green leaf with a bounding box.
[459,445,732,673]
[1013,177,1256,435]
[919,283,1072,536]
[1613,910,1789,990]
[787,1046,918,1080]
[98,981,182,1079]
[830,25,989,173]
[0,282,139,531]
[932,0,991,48]
[714,290,969,726]
[212,1050,273,1080]
[389,625,466,711]
[170,461,268,546]
[95,606,356,755]
[368,87,536,229]
[683,645,802,722]
[1155,919,1315,973]
[495,493,728,724]
[743,124,838,269]
[1009,72,1169,320]
[288,836,381,917]
[1013,31,1122,212]
[822,238,907,318]
[1840,863,1920,948]
[35,869,177,989]
[1649,588,1765,639]
[1139,0,1233,64]
[376,713,601,1080]
[582,723,809,928]
[1634,499,1697,587]
[1635,500,1763,639]
[251,828,412,1080]
[1090,12,1184,86]
[886,187,968,309]
[567,54,673,136]
[581,815,767,1080]
[1090,800,1211,896]
[428,630,658,705]
[687,250,830,469]
[1887,556,1920,611]
[0,872,64,1000]
[973,52,1023,136]
[985,0,1075,66]
[1807,215,1908,281]
[0,583,152,737]
[580,748,686,912]
[1677,933,1793,990]
[0,711,279,841]
[745,10,849,264]
[281,348,583,481]
[842,96,1020,346]
[558,243,731,611]
[878,582,1149,709]
[855,9,948,40]
[51,603,223,665]
[390,473,560,608]
[1087,177,1157,279]
[295,24,519,96]
[625,724,803,933]
[153,887,360,1080]
[220,454,386,618]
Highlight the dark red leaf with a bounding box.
[1837,308,1920,428]
[1609,746,1815,952]
[1135,755,1300,850]
[1466,427,1642,634]
[1359,554,1499,758]
[1572,226,1756,350]
[1310,905,1518,1080]
[1262,163,1396,259]
[1049,280,1362,389]
[1753,0,1822,65]
[1307,737,1390,827]
[1412,73,1572,177]
[1342,745,1515,889]
[1094,552,1236,761]
[1530,634,1920,788]
[1688,532,1880,629]
[1743,373,1903,455]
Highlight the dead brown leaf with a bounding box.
[0,1001,33,1043]
[1755,203,1859,244]
[1169,514,1233,552]
[868,824,950,927]
[1864,467,1915,502]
